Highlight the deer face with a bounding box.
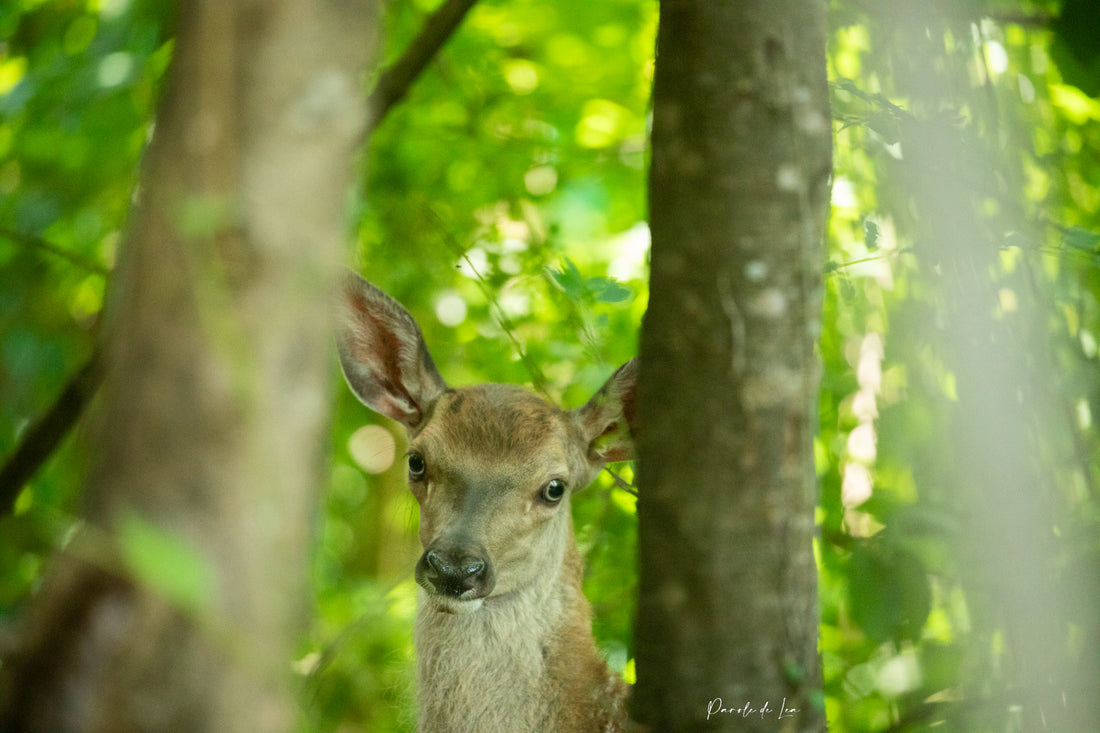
[407,384,597,613]
[337,272,637,615]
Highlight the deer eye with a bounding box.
[407,452,427,481]
[541,479,566,503]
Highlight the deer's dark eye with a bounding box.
[541,479,566,503]
[408,452,427,481]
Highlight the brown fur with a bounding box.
[338,274,637,732]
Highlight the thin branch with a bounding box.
[825,252,889,273]
[424,209,551,396]
[0,231,106,508]
[831,78,907,117]
[0,355,102,518]
[364,0,480,134]
[1,1,481,510]
[986,11,1054,29]
[0,228,111,277]
[603,466,637,497]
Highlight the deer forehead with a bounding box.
[413,384,585,480]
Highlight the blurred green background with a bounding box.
[2,0,1098,730]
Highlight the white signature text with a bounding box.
[705,697,800,722]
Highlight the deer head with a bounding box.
[338,272,636,614]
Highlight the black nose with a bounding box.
[416,545,495,599]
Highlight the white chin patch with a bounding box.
[431,596,484,615]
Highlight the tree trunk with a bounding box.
[0,2,375,731]
[634,1,831,731]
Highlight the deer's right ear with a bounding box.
[574,358,638,465]
[337,272,448,431]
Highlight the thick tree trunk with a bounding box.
[0,2,375,731]
[634,1,831,731]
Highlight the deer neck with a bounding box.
[414,529,606,732]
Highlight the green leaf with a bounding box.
[175,193,239,240]
[548,259,632,304]
[847,541,932,645]
[118,512,214,615]
[595,278,632,303]
[863,219,879,251]
[1062,226,1100,252]
[548,258,586,300]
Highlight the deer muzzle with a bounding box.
[415,538,496,611]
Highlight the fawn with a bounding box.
[338,272,635,732]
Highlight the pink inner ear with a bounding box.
[598,445,632,464]
[379,393,419,427]
[339,273,450,431]
[580,397,612,441]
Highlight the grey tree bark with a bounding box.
[0,2,375,731]
[634,1,831,731]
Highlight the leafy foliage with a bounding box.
[822,0,1100,729]
[1,0,174,619]
[2,0,1098,731]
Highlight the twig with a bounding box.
[425,209,551,395]
[364,0,480,135]
[0,355,102,517]
[0,228,110,277]
[986,11,1054,29]
[2,1,481,508]
[831,77,914,121]
[603,466,637,497]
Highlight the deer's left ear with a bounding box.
[573,359,638,464]
[337,271,449,431]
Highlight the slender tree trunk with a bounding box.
[634,1,831,730]
[0,2,375,731]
